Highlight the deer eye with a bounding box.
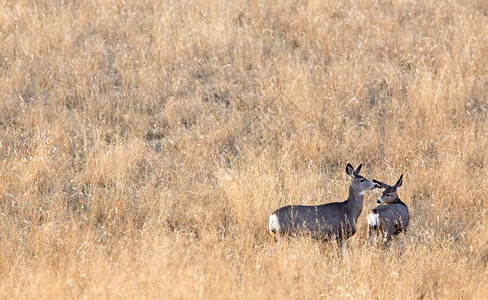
[360,179,365,183]
[386,194,391,197]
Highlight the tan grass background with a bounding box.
[1,0,488,298]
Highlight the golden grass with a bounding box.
[1,0,488,298]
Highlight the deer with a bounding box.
[367,175,410,250]
[268,163,379,253]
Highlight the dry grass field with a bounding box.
[1,0,488,298]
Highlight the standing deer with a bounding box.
[269,163,379,251]
[367,175,410,248]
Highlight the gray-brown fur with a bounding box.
[269,163,379,243]
[368,175,409,245]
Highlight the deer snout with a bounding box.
[376,199,381,204]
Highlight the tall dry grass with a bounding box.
[1,0,488,298]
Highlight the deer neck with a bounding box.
[345,185,364,220]
[393,196,404,205]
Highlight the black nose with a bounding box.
[376,199,381,204]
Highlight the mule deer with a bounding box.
[269,163,379,250]
[367,175,409,248]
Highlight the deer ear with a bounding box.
[346,163,355,178]
[354,163,362,176]
[395,174,403,188]
[373,179,388,189]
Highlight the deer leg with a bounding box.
[397,232,406,256]
[398,236,404,255]
[368,226,376,246]
[382,231,393,249]
[272,232,281,242]
[338,240,348,257]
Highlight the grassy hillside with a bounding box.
[1,0,488,298]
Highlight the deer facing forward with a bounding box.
[269,163,379,247]
[367,175,410,247]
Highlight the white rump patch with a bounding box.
[367,212,379,227]
[269,213,281,233]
